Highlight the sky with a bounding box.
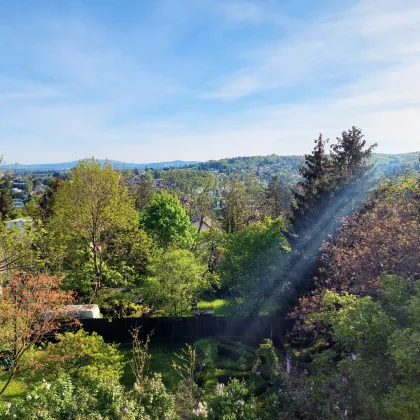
[1,0,420,164]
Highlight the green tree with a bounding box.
[141,191,194,249]
[331,126,377,178]
[221,180,249,234]
[142,249,208,316]
[131,178,155,211]
[38,177,62,223]
[293,134,334,217]
[220,218,290,313]
[32,330,125,383]
[51,158,138,295]
[265,175,289,219]
[0,188,13,220]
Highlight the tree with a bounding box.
[0,222,40,275]
[32,330,125,383]
[221,180,249,234]
[220,218,290,313]
[293,134,334,217]
[191,188,215,235]
[141,191,194,249]
[142,249,208,316]
[330,126,377,178]
[194,228,227,275]
[38,177,62,223]
[265,175,289,219]
[0,188,13,220]
[0,272,73,396]
[51,159,138,295]
[290,174,420,336]
[131,178,155,212]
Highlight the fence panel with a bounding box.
[80,316,292,346]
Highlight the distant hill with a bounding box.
[4,159,199,171]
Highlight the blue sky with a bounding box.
[1,0,419,164]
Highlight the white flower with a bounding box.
[6,402,11,408]
[215,383,225,396]
[351,353,357,361]
[192,401,208,418]
[42,380,51,390]
[34,395,39,400]
[27,395,32,401]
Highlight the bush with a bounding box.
[194,338,218,371]
[0,373,141,419]
[32,329,125,383]
[204,379,259,420]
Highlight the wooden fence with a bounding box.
[80,316,292,346]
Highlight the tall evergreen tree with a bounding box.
[330,126,377,177]
[293,134,334,216]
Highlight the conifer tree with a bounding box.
[330,126,377,177]
[293,134,334,216]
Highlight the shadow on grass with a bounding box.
[119,341,191,392]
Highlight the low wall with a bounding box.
[80,316,292,346]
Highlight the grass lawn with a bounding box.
[197,298,237,316]
[0,373,29,400]
[198,297,280,316]
[120,341,189,392]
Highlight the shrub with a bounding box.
[194,339,218,371]
[32,329,125,383]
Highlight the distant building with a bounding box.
[191,215,213,231]
[12,199,24,209]
[64,304,101,319]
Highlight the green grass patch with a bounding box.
[197,298,237,316]
[120,341,189,392]
[0,373,29,400]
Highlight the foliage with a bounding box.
[293,134,335,217]
[220,218,289,313]
[0,188,13,220]
[51,158,138,295]
[131,178,155,211]
[38,178,63,223]
[253,339,280,382]
[143,249,208,316]
[0,373,142,419]
[331,126,377,178]
[31,330,125,383]
[204,379,259,420]
[194,338,218,372]
[141,190,194,249]
[265,175,290,219]
[221,179,255,234]
[172,344,199,415]
[193,228,227,276]
[290,175,420,335]
[130,329,176,420]
[0,223,41,275]
[0,272,73,396]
